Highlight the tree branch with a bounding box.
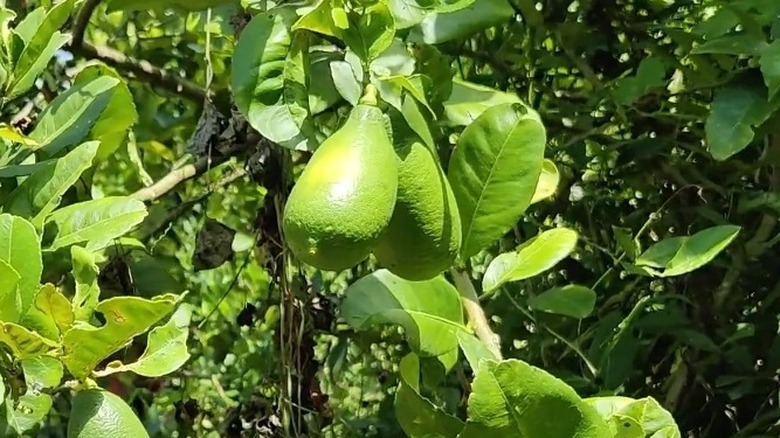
[131,133,259,202]
[73,42,208,101]
[71,0,101,50]
[450,269,503,360]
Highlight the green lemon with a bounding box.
[283,86,398,271]
[374,137,462,280]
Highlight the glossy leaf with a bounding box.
[395,353,465,438]
[70,246,100,321]
[61,294,179,379]
[330,60,362,106]
[760,40,780,100]
[296,0,395,63]
[43,196,148,252]
[409,0,513,44]
[232,9,314,151]
[4,141,99,227]
[340,269,465,357]
[7,0,74,99]
[0,214,41,318]
[338,0,396,63]
[448,103,546,259]
[3,355,62,435]
[457,330,498,371]
[442,79,522,126]
[0,260,21,322]
[34,284,73,334]
[0,321,58,359]
[94,304,192,377]
[636,225,741,277]
[705,82,773,161]
[72,64,137,159]
[528,285,597,319]
[459,359,611,437]
[530,159,559,205]
[482,228,578,292]
[28,76,119,157]
[585,396,681,438]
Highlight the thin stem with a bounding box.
[450,268,503,360]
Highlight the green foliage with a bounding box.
[4,0,780,436]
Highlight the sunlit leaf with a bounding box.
[483,228,578,292]
[61,294,179,379]
[341,269,465,357]
[448,103,546,259]
[459,359,611,437]
[94,304,192,377]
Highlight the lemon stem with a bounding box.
[358,84,379,106]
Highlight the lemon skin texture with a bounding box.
[283,103,398,271]
[374,140,462,280]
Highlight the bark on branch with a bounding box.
[73,43,208,101]
[451,269,503,360]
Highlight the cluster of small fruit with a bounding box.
[282,85,461,281]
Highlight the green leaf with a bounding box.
[690,33,768,56]
[296,0,396,63]
[292,0,339,37]
[3,355,62,435]
[330,60,362,106]
[442,79,523,126]
[232,9,314,151]
[71,246,100,321]
[339,0,396,62]
[408,0,513,44]
[94,304,192,377]
[4,141,99,227]
[105,0,230,12]
[7,0,75,99]
[760,40,780,100]
[0,321,58,358]
[0,214,41,318]
[61,294,179,379]
[528,285,597,319]
[34,283,74,334]
[529,159,559,205]
[43,196,148,252]
[387,0,428,29]
[662,225,741,277]
[585,396,681,438]
[459,359,611,437]
[448,103,546,259]
[613,226,639,260]
[3,392,52,435]
[457,330,498,371]
[21,354,63,389]
[705,82,773,161]
[395,353,465,438]
[341,269,465,357]
[482,228,578,292]
[28,76,120,158]
[72,64,137,160]
[636,226,741,277]
[615,57,667,105]
[0,259,21,322]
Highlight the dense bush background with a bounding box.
[2,0,780,436]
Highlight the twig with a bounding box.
[73,42,208,101]
[138,168,248,241]
[450,269,503,360]
[131,135,257,202]
[70,0,101,50]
